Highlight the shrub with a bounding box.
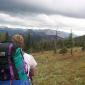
[81,46,85,51]
[59,47,68,55]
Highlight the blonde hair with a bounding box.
[12,34,25,49]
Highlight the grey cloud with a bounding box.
[0,0,51,14]
[0,0,85,18]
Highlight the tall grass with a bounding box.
[32,48,85,85]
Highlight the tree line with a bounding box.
[0,31,85,55]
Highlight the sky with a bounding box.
[0,0,85,35]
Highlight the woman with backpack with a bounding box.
[0,42,30,85]
[11,34,37,85]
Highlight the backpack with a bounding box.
[0,42,28,80]
[0,42,17,80]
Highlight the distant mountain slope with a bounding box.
[74,35,85,42]
[39,29,70,38]
[0,27,28,36]
[0,27,76,41]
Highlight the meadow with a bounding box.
[32,48,85,85]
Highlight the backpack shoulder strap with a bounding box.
[12,48,28,80]
[7,43,15,80]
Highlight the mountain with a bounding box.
[74,35,85,42]
[73,35,85,47]
[39,29,70,38]
[0,27,76,41]
[0,27,28,36]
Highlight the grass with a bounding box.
[32,48,85,85]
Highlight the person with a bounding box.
[0,42,30,85]
[11,34,37,84]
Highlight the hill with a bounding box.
[74,35,85,46]
[0,27,76,41]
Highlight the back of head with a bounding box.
[11,34,24,49]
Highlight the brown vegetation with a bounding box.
[32,48,85,85]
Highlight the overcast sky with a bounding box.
[0,0,85,35]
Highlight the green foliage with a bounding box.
[81,39,85,51]
[0,32,9,42]
[74,35,85,47]
[81,44,85,51]
[24,30,32,51]
[59,47,68,54]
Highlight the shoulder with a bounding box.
[23,52,35,61]
[24,52,32,57]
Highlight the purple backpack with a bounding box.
[0,43,18,80]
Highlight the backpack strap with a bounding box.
[7,43,15,80]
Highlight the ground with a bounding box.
[32,48,85,85]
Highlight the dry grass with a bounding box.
[32,48,85,85]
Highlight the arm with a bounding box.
[30,66,37,76]
[29,55,37,81]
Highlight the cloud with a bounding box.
[0,0,85,18]
[0,13,41,28]
[0,0,85,35]
[1,12,85,29]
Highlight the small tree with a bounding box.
[0,32,9,42]
[81,46,85,51]
[54,30,58,54]
[24,29,32,52]
[59,47,68,55]
[67,29,74,55]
